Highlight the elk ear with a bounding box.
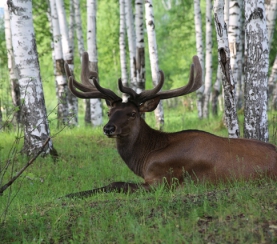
[139,97,160,112]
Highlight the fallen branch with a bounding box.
[0,137,51,196]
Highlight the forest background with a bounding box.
[0,0,276,129]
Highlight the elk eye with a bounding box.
[131,112,136,117]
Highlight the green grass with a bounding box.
[0,106,277,243]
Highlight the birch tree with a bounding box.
[193,0,204,119]
[145,0,164,129]
[268,53,277,104]
[4,2,21,125]
[69,0,75,53]
[203,0,213,118]
[55,0,78,126]
[49,0,69,127]
[211,66,222,116]
[87,0,103,126]
[214,0,240,138]
[228,0,243,108]
[266,0,277,102]
[135,0,145,94]
[73,0,85,60]
[8,0,54,156]
[224,0,230,25]
[243,1,269,142]
[125,0,137,90]
[265,0,277,51]
[272,65,277,109]
[119,0,129,102]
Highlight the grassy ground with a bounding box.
[0,106,277,243]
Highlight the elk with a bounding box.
[64,52,277,198]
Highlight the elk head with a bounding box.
[65,52,202,139]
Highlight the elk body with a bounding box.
[64,52,277,198]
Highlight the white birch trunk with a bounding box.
[214,0,240,138]
[243,1,269,142]
[72,0,88,124]
[73,0,85,59]
[224,0,230,26]
[135,0,145,94]
[145,0,164,129]
[228,0,242,107]
[125,0,137,90]
[269,54,277,106]
[265,0,277,51]
[49,0,69,127]
[87,0,102,126]
[272,75,277,110]
[193,0,204,119]
[4,2,21,124]
[8,0,54,156]
[119,0,129,102]
[265,0,277,102]
[212,65,222,116]
[69,0,75,50]
[55,0,78,126]
[203,0,213,118]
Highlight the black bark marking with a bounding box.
[214,13,223,37]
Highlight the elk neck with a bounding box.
[115,117,169,178]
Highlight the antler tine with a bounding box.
[118,78,137,100]
[117,71,164,104]
[155,55,202,100]
[92,77,122,103]
[81,52,98,88]
[136,71,164,103]
[68,76,108,99]
[65,52,122,103]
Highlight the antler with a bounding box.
[118,55,202,104]
[65,52,122,103]
[65,53,202,106]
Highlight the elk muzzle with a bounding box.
[103,124,116,137]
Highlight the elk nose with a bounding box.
[103,124,116,135]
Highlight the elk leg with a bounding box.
[64,182,151,198]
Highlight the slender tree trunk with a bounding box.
[269,54,277,109]
[265,0,277,51]
[125,0,137,91]
[69,0,75,48]
[4,2,21,125]
[272,76,277,110]
[228,0,243,108]
[8,0,54,156]
[135,0,145,94]
[49,0,69,128]
[203,0,213,118]
[193,0,204,119]
[55,0,78,126]
[212,65,222,116]
[87,0,103,126]
[145,0,164,129]
[243,1,269,142]
[266,1,277,102]
[214,0,240,138]
[119,0,129,102]
[73,0,85,60]
[224,0,230,25]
